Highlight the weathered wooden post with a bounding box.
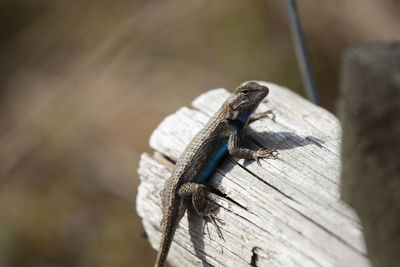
[339,43,400,267]
[137,81,371,266]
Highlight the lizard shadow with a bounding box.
[241,130,325,167]
[187,207,214,267]
[247,129,325,150]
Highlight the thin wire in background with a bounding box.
[285,0,320,105]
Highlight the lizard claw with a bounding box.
[200,205,223,239]
[254,148,278,163]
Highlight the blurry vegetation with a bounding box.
[0,1,399,266]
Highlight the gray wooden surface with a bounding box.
[136,81,371,267]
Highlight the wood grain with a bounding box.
[136,81,371,267]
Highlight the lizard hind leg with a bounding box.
[178,182,223,238]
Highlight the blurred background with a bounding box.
[0,1,399,266]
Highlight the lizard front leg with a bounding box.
[248,110,273,123]
[178,182,222,237]
[228,125,277,163]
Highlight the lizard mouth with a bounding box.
[260,86,269,98]
[255,85,269,103]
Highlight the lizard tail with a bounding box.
[154,217,178,267]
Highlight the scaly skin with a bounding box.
[155,81,277,267]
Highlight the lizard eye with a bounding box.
[241,89,249,95]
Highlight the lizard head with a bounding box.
[225,81,269,121]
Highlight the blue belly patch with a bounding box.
[238,110,252,122]
[195,138,228,184]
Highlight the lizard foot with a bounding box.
[200,205,223,239]
[249,110,275,123]
[254,148,278,164]
[249,110,274,123]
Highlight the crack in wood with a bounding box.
[233,158,301,205]
[250,247,260,266]
[285,203,367,256]
[153,151,175,167]
[207,185,248,211]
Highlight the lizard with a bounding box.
[155,81,277,267]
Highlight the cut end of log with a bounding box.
[137,81,371,267]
